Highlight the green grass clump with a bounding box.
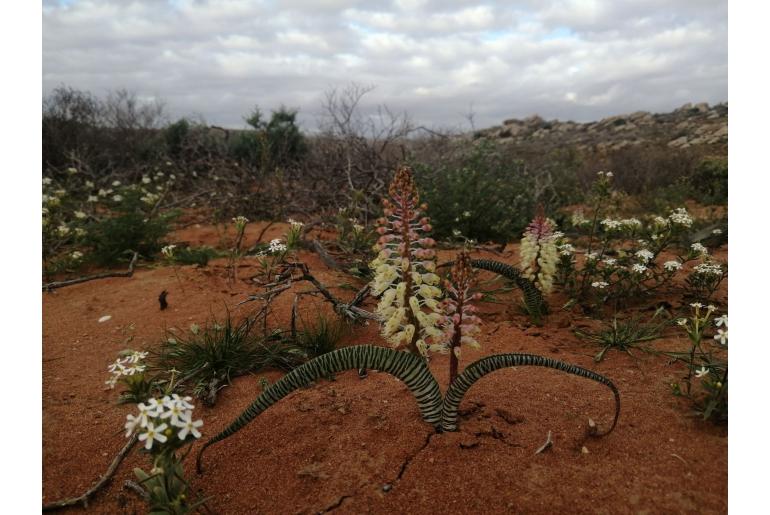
[575,307,670,362]
[152,312,305,405]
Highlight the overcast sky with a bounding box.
[42,0,727,130]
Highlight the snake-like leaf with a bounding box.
[441,353,620,433]
[469,259,548,321]
[196,345,442,472]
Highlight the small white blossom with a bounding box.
[631,263,647,274]
[87,195,98,202]
[712,228,722,235]
[676,318,688,326]
[161,244,177,259]
[558,243,575,256]
[690,243,708,256]
[268,239,287,253]
[690,302,703,309]
[693,262,722,276]
[635,249,654,262]
[70,251,83,260]
[43,177,52,185]
[112,195,123,202]
[713,329,728,345]
[591,281,609,289]
[74,210,87,219]
[714,314,728,327]
[138,422,168,450]
[669,207,693,227]
[694,366,709,378]
[112,180,121,187]
[602,258,617,266]
[177,413,203,440]
[601,218,622,230]
[663,260,682,272]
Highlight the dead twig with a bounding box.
[534,430,553,455]
[312,239,343,271]
[122,480,150,502]
[43,252,139,291]
[42,434,138,511]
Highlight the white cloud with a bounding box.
[43,0,727,129]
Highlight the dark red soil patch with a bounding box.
[42,227,727,514]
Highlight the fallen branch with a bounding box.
[312,239,343,271]
[42,434,138,511]
[43,252,139,292]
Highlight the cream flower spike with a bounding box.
[520,209,559,295]
[369,166,445,356]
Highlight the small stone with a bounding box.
[382,484,392,493]
[581,446,589,454]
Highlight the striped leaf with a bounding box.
[469,259,548,322]
[441,353,620,434]
[196,345,442,472]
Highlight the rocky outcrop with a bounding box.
[470,102,727,152]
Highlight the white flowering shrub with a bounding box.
[126,395,206,513]
[369,165,446,357]
[669,304,727,422]
[105,350,156,403]
[554,171,713,311]
[42,170,179,271]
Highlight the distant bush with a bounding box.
[691,157,727,204]
[414,142,536,243]
[230,106,307,169]
[172,245,219,266]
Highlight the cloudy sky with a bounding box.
[42,0,727,130]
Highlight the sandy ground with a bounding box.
[42,222,727,514]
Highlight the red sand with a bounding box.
[43,223,727,514]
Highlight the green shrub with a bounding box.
[295,315,346,360]
[85,187,176,266]
[414,142,535,243]
[172,245,219,266]
[691,157,727,204]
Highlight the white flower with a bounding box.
[669,207,693,227]
[232,216,249,228]
[161,244,177,258]
[622,218,642,228]
[70,251,83,260]
[74,210,87,219]
[663,260,682,272]
[693,262,722,276]
[714,314,728,327]
[135,403,154,428]
[353,224,365,233]
[706,305,717,312]
[605,171,614,178]
[125,414,141,436]
[57,224,70,237]
[452,229,462,237]
[690,302,703,309]
[635,249,654,262]
[138,422,168,450]
[87,195,98,202]
[160,401,187,426]
[694,366,709,378]
[75,228,87,237]
[690,243,708,256]
[142,176,151,184]
[713,329,728,345]
[602,258,617,266]
[43,177,52,185]
[85,180,95,188]
[112,180,121,187]
[67,167,78,175]
[112,195,123,202]
[600,218,622,230]
[268,239,287,253]
[558,243,574,256]
[631,263,647,274]
[676,318,688,326]
[586,252,598,261]
[462,211,471,218]
[177,413,203,440]
[712,228,722,235]
[591,281,609,289]
[171,394,194,410]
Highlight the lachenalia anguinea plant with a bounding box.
[369,165,445,357]
[520,211,560,295]
[442,250,482,384]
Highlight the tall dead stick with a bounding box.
[42,434,138,511]
[42,252,139,292]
